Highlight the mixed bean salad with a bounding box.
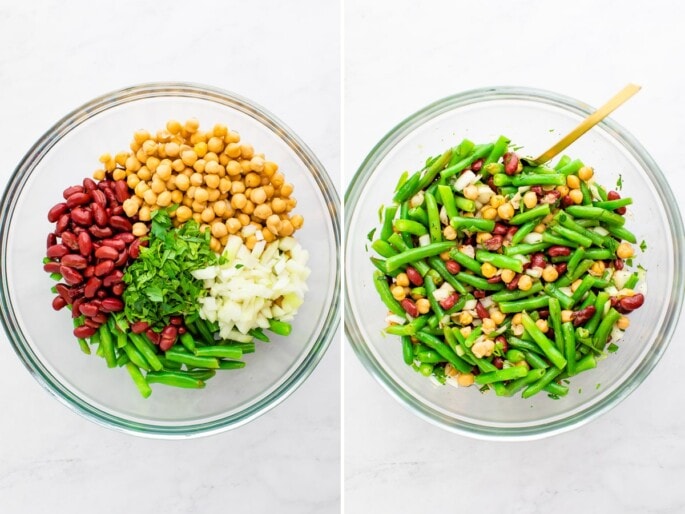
[44,119,310,398]
[370,136,645,399]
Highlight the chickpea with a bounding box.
[209,237,221,253]
[253,204,272,220]
[207,136,224,153]
[201,207,215,223]
[192,200,206,213]
[242,200,255,215]
[231,181,246,194]
[481,262,497,278]
[225,143,242,158]
[266,214,282,235]
[231,193,247,210]
[237,213,250,226]
[146,156,160,172]
[192,213,202,224]
[490,309,506,325]
[132,222,148,237]
[476,232,492,245]
[457,373,475,387]
[207,189,220,202]
[517,274,533,291]
[416,298,431,314]
[194,187,209,204]
[443,225,457,240]
[280,219,294,236]
[463,184,479,200]
[578,166,594,181]
[280,183,294,197]
[542,265,559,282]
[175,206,192,222]
[489,195,505,208]
[137,167,152,181]
[566,174,580,189]
[180,150,197,167]
[458,311,473,326]
[271,172,284,188]
[556,185,569,197]
[561,310,574,323]
[133,129,151,144]
[568,189,584,204]
[291,214,303,230]
[617,316,630,330]
[523,191,538,209]
[245,172,261,188]
[156,163,172,181]
[271,197,287,213]
[536,319,549,333]
[112,169,126,181]
[122,198,139,217]
[616,242,634,259]
[126,173,140,189]
[156,191,172,207]
[194,141,208,158]
[500,269,516,283]
[226,218,242,234]
[481,206,497,220]
[497,202,515,220]
[143,189,158,206]
[175,173,190,191]
[590,260,606,277]
[138,205,151,221]
[151,178,166,194]
[263,161,278,177]
[166,120,182,134]
[512,313,523,325]
[171,190,184,204]
[93,168,106,181]
[213,200,228,217]
[219,178,231,193]
[250,187,267,205]
[204,160,220,175]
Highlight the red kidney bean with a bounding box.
[470,158,484,172]
[530,186,543,196]
[445,260,461,274]
[97,179,111,190]
[547,246,572,257]
[111,205,124,216]
[170,316,183,326]
[506,274,521,291]
[177,326,187,335]
[405,266,424,286]
[89,225,113,238]
[131,321,150,334]
[538,309,550,319]
[530,252,546,269]
[487,275,502,283]
[91,189,107,207]
[439,293,459,311]
[56,213,71,234]
[74,325,97,338]
[114,250,128,267]
[76,232,91,257]
[52,296,67,311]
[114,232,135,243]
[572,306,596,327]
[619,293,644,312]
[111,283,125,296]
[506,226,518,241]
[113,180,130,203]
[60,265,83,285]
[483,235,503,251]
[400,298,419,317]
[103,188,117,205]
[61,254,88,269]
[561,195,574,208]
[70,207,93,226]
[616,206,627,215]
[492,357,504,370]
[128,239,141,259]
[46,244,69,259]
[92,203,108,227]
[79,302,100,318]
[96,289,107,299]
[60,231,78,250]
[84,277,102,298]
[607,190,621,200]
[555,262,568,275]
[82,178,97,191]
[540,190,561,204]
[94,260,115,277]
[109,215,132,232]
[71,297,84,317]
[503,152,519,175]
[496,335,508,353]
[475,301,488,319]
[103,270,123,287]
[66,192,91,208]
[493,223,508,236]
[101,238,126,251]
[95,246,119,260]
[83,266,95,278]
[92,313,108,324]
[55,283,72,303]
[100,297,124,312]
[146,328,161,345]
[63,185,84,199]
[473,290,486,299]
[159,325,178,351]
[84,319,102,329]
[48,203,69,223]
[614,258,624,271]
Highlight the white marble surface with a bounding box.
[0,1,340,513]
[344,1,685,513]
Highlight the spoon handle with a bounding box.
[532,83,641,165]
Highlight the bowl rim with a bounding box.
[0,81,341,438]
[344,85,685,440]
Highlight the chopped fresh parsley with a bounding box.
[616,174,623,190]
[640,240,647,252]
[608,343,619,353]
[122,209,219,329]
[367,227,377,241]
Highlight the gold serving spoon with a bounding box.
[522,83,641,166]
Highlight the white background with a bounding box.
[0,1,340,513]
[344,1,685,513]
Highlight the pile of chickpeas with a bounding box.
[94,119,303,253]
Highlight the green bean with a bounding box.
[385,317,425,336]
[454,195,476,213]
[550,225,593,247]
[437,184,458,219]
[449,248,482,275]
[165,348,220,369]
[503,242,550,256]
[408,206,429,226]
[193,319,216,345]
[217,360,247,370]
[580,291,597,310]
[398,202,413,246]
[571,274,596,303]
[521,312,567,369]
[580,180,593,205]
[510,220,538,245]
[512,174,566,187]
[393,218,427,236]
[604,223,636,243]
[548,297,563,352]
[269,319,292,337]
[380,205,398,240]
[624,272,639,290]
[556,159,584,176]
[441,143,494,179]
[371,257,399,277]
[402,336,414,365]
[543,382,569,397]
[508,336,545,355]
[427,257,467,294]
[424,192,442,242]
[585,291,610,334]
[394,170,409,193]
[565,205,625,226]
[373,271,406,317]
[444,293,472,316]
[414,331,472,373]
[558,259,594,287]
[475,366,527,385]
[524,351,550,369]
[418,363,434,376]
[157,356,183,370]
[453,139,475,162]
[99,324,117,369]
[475,250,523,273]
[509,204,550,225]
[566,247,586,275]
[77,338,91,355]
[593,308,621,349]
[371,239,398,258]
[387,234,430,276]
[574,353,597,374]
[522,367,563,399]
[146,371,206,389]
[393,171,421,203]
[491,281,543,302]
[554,155,571,170]
[416,350,446,364]
[506,349,526,363]
[541,232,579,248]
[116,351,130,367]
[125,363,152,398]
[492,174,513,187]
[385,242,455,272]
[556,213,607,247]
[122,343,151,371]
[562,322,577,376]
[455,272,504,291]
[424,275,445,319]
[543,283,575,310]
[194,345,243,360]
[415,148,453,192]
[594,198,632,210]
[484,135,510,166]
[584,248,615,260]
[181,369,217,380]
[594,183,608,201]
[504,368,546,396]
[500,295,549,314]
[450,215,495,233]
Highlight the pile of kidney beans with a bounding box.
[44,178,143,339]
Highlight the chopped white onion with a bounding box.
[455,171,476,192]
[523,232,543,244]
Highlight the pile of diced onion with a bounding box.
[191,235,310,340]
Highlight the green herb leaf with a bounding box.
[639,240,647,252]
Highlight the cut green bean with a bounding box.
[380,205,398,241]
[566,247,586,275]
[512,173,566,187]
[425,192,442,242]
[146,371,206,389]
[524,351,550,370]
[393,171,421,203]
[593,308,621,349]
[543,283,575,310]
[371,239,398,258]
[99,324,117,369]
[393,218,427,236]
[556,159,584,176]
[562,322,577,376]
[194,345,243,360]
[504,242,550,256]
[550,225,593,248]
[122,343,151,371]
[125,363,152,398]
[505,368,546,396]
[449,248,482,275]
[509,204,550,225]
[402,336,414,365]
[500,295,550,314]
[415,148,453,192]
[475,366,527,385]
[427,257,468,294]
[604,223,637,244]
[475,250,523,273]
[594,198,632,210]
[548,297,563,352]
[491,281,543,302]
[510,220,538,245]
[424,275,445,320]
[521,312,567,369]
[450,215,496,233]
[414,331,472,374]
[585,291,610,334]
[407,206,429,226]
[385,242,456,272]
[566,205,625,226]
[484,135,510,166]
[522,367,563,399]
[441,143,494,179]
[373,271,406,317]
[217,360,247,370]
[268,319,292,337]
[165,348,220,369]
[455,272,504,291]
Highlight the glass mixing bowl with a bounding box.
[345,86,683,440]
[0,83,340,437]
